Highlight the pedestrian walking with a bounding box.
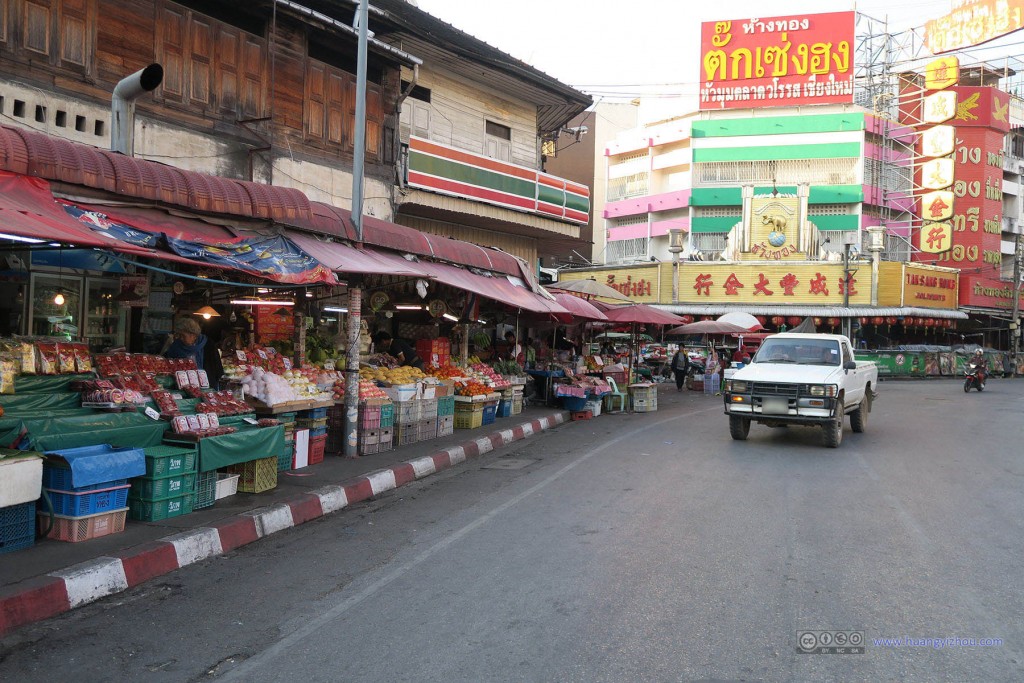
[670,347,690,392]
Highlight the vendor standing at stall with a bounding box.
[372,331,424,370]
[164,318,208,370]
[503,331,524,364]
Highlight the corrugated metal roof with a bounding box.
[0,125,538,282]
[655,304,969,320]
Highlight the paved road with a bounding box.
[2,381,1023,682]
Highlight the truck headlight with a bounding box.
[727,380,748,393]
[808,384,837,397]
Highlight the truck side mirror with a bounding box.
[843,360,857,371]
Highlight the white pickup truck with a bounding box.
[722,333,878,448]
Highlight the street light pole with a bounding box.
[667,228,683,304]
[1011,234,1023,357]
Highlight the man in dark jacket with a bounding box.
[669,348,691,392]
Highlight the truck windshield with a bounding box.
[753,339,840,365]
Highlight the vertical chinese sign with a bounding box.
[699,12,855,110]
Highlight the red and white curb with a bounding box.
[0,412,567,636]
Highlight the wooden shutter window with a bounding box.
[216,24,239,114]
[239,35,263,117]
[158,4,187,102]
[306,61,326,139]
[57,0,88,66]
[188,15,212,106]
[24,0,52,56]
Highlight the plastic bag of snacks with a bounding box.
[17,341,36,374]
[57,343,76,374]
[36,342,59,375]
[0,357,16,394]
[71,342,93,373]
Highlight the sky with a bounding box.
[412,0,1023,118]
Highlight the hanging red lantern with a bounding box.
[756,315,767,325]
[813,317,823,326]
[702,316,713,321]
[787,316,802,327]
[827,317,840,327]
[886,316,897,325]
[925,318,934,327]
[681,314,694,324]
[771,316,785,326]
[871,316,883,325]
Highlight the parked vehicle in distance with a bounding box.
[722,333,878,448]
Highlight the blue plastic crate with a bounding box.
[482,404,497,425]
[46,484,131,517]
[561,396,588,412]
[0,501,35,555]
[309,426,327,438]
[42,464,128,493]
[496,400,512,418]
[43,444,144,491]
[299,407,328,419]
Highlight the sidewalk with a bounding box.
[0,406,570,636]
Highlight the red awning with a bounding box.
[413,259,567,316]
[0,172,141,249]
[73,202,240,243]
[552,292,608,321]
[287,232,433,278]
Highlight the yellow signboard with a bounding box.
[923,91,957,123]
[745,195,804,261]
[919,222,953,254]
[902,264,958,309]
[921,125,956,157]
[921,191,955,221]
[683,263,870,305]
[557,266,662,303]
[924,56,959,90]
[920,158,955,190]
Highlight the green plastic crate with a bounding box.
[379,402,395,428]
[131,472,196,500]
[437,395,455,417]
[194,470,216,509]
[277,440,295,472]
[128,492,195,521]
[142,445,197,477]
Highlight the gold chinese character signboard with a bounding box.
[920,222,953,254]
[925,1,1024,55]
[922,191,955,221]
[921,125,956,157]
[924,56,960,90]
[920,158,955,190]
[746,195,804,260]
[923,91,957,123]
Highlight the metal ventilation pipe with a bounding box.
[111,64,163,156]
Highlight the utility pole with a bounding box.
[343,0,369,458]
[1011,233,1023,356]
[667,228,683,304]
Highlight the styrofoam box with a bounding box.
[384,384,418,402]
[0,456,43,507]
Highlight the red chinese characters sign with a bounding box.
[699,12,855,110]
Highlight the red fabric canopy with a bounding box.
[598,303,683,325]
[552,292,607,321]
[288,232,433,278]
[412,259,567,316]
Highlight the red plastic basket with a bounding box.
[308,434,327,465]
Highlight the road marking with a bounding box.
[220,404,720,681]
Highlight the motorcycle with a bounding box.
[964,362,985,392]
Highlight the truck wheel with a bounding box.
[729,415,750,440]
[822,402,844,448]
[850,395,869,433]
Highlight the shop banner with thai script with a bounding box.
[925,0,1024,55]
[699,11,855,110]
[902,265,959,309]
[165,234,337,285]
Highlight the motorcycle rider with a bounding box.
[971,348,987,389]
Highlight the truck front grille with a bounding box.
[750,382,800,398]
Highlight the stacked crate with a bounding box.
[482,399,499,426]
[378,400,394,453]
[40,447,143,542]
[129,445,198,521]
[630,384,659,413]
[297,407,327,467]
[419,397,438,442]
[454,399,484,429]
[416,338,451,368]
[0,452,42,555]
[277,412,298,471]
[394,396,421,446]
[358,399,384,455]
[437,395,455,437]
[226,457,278,493]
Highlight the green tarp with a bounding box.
[166,425,285,471]
[15,412,168,452]
[14,374,93,394]
[0,392,81,411]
